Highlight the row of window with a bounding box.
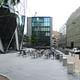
[32,22,50,26]
[45,32,50,36]
[36,32,50,37]
[32,26,50,28]
[33,27,50,31]
[32,17,50,23]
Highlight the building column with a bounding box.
[50,17,53,47]
[15,28,19,50]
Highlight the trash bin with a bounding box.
[67,62,75,74]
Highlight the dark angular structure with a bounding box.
[0,6,25,53]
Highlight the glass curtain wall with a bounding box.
[32,17,50,46]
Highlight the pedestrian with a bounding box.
[18,50,22,56]
[22,50,26,57]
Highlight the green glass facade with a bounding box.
[27,17,52,48]
[32,17,51,46]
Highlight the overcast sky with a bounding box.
[26,0,80,32]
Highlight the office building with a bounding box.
[27,17,52,48]
[52,31,59,47]
[66,7,80,48]
[58,24,67,48]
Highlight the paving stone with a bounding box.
[0,52,79,80]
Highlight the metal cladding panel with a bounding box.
[0,7,17,52]
[0,6,10,15]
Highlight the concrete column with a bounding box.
[27,17,32,46]
[67,62,75,74]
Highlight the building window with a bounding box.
[45,32,50,36]
[44,17,50,26]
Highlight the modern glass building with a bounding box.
[0,5,25,53]
[27,17,52,48]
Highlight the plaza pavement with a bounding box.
[0,52,80,80]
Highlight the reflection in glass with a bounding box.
[31,17,51,46]
[17,16,25,50]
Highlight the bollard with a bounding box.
[59,54,63,61]
[63,57,67,66]
[55,54,59,59]
[67,62,75,74]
